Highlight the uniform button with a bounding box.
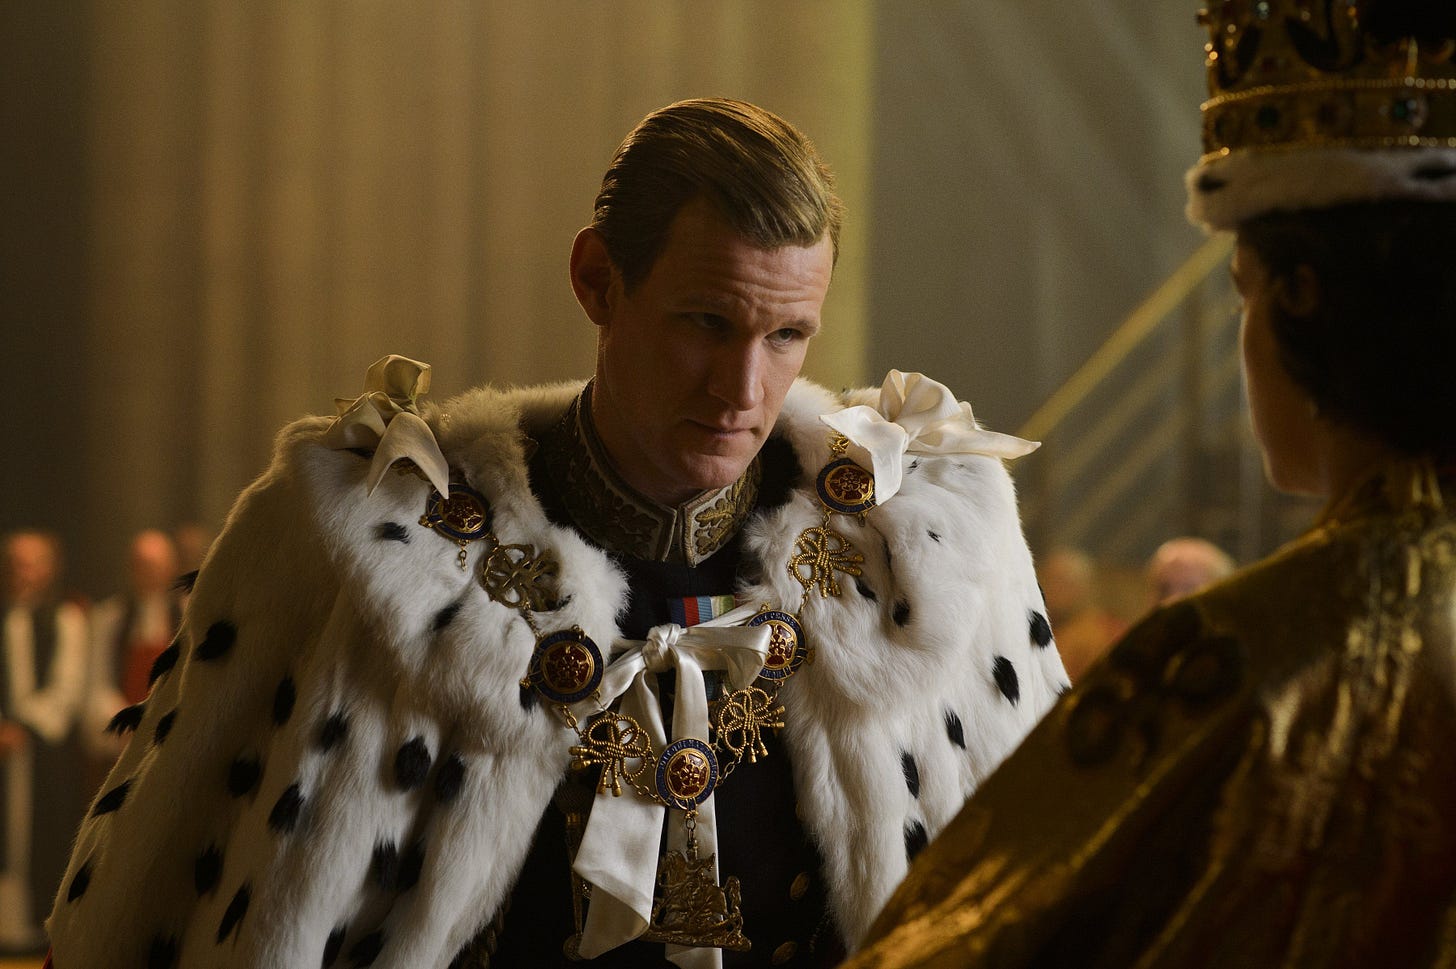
[789,872,811,901]
[772,941,798,964]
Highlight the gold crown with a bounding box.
[1199,1,1456,162]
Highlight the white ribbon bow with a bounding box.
[819,370,1039,505]
[572,603,771,969]
[322,354,452,498]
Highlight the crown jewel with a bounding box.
[1199,0,1456,160]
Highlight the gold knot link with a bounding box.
[569,713,653,796]
[482,543,560,611]
[715,687,784,764]
[788,525,864,598]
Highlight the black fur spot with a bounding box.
[1030,611,1053,648]
[195,621,237,661]
[1415,164,1456,182]
[149,641,180,684]
[1197,174,1226,192]
[273,676,296,726]
[172,570,199,594]
[518,683,537,710]
[349,930,385,966]
[908,459,919,471]
[195,844,223,895]
[216,882,251,942]
[398,841,425,892]
[434,753,466,804]
[893,599,912,627]
[853,577,878,603]
[1059,682,1073,696]
[371,841,399,891]
[904,820,929,862]
[66,858,92,901]
[375,521,410,543]
[927,529,941,543]
[993,656,1021,705]
[395,737,432,790]
[945,710,966,749]
[107,702,146,735]
[269,783,304,833]
[93,779,132,815]
[432,600,463,633]
[901,751,921,798]
[153,709,177,745]
[318,713,349,751]
[883,538,894,573]
[323,925,348,967]
[148,934,178,969]
[228,755,261,797]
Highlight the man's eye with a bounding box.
[769,327,803,346]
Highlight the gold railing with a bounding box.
[1018,234,1234,442]
[1016,233,1267,564]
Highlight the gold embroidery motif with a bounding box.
[537,389,760,564]
[692,463,762,554]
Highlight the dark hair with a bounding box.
[1237,201,1456,455]
[589,98,843,290]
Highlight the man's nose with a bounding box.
[707,340,763,411]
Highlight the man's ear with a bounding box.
[1275,264,1321,320]
[570,227,617,327]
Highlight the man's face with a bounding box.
[578,197,834,505]
[129,530,178,597]
[5,534,56,606]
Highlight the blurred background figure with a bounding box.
[1145,536,1235,605]
[0,531,87,955]
[1037,547,1127,682]
[85,530,181,769]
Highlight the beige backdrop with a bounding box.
[75,1,872,569]
[3,1,1210,597]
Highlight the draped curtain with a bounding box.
[60,1,872,592]
[5,1,1210,594]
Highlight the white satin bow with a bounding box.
[322,354,452,498]
[572,603,771,969]
[819,370,1039,505]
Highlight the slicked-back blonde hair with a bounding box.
[589,98,843,290]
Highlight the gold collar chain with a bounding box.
[410,430,876,956]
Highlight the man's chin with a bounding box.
[675,455,755,496]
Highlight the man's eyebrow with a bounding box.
[675,292,736,311]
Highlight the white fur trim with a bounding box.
[46,376,1062,967]
[741,418,1062,948]
[1186,146,1456,231]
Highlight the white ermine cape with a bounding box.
[47,375,1066,969]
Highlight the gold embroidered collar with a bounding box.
[537,386,760,566]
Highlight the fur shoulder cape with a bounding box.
[46,376,1066,969]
